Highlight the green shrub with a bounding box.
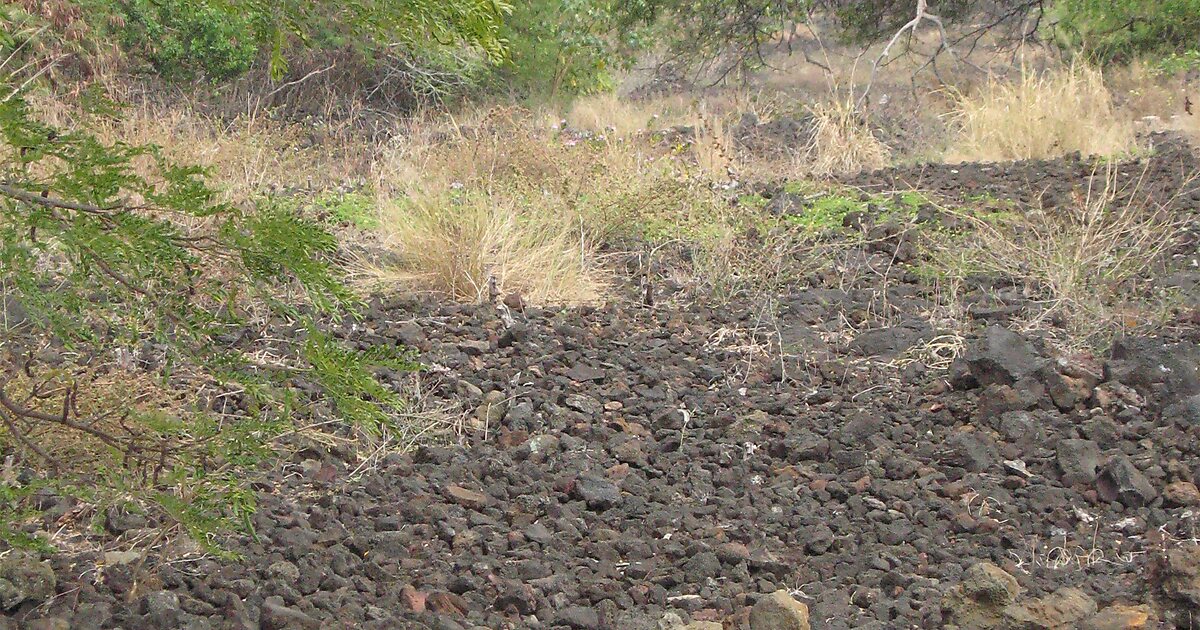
[498,0,644,97]
[110,0,259,81]
[20,0,511,83]
[1051,0,1200,63]
[0,67,412,549]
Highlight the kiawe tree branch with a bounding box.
[857,0,961,110]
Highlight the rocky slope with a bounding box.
[3,141,1200,630]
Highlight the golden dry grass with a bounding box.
[362,111,612,305]
[29,91,372,205]
[946,65,1137,162]
[361,191,606,304]
[565,93,660,138]
[804,96,890,176]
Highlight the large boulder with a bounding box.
[942,563,1020,629]
[1096,458,1158,508]
[1106,336,1200,405]
[749,590,811,630]
[957,326,1048,388]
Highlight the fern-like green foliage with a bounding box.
[0,73,415,548]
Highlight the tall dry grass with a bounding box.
[363,112,613,304]
[363,191,605,304]
[804,97,890,176]
[29,91,372,204]
[946,65,1136,162]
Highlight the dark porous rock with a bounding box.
[572,475,621,511]
[457,339,491,356]
[875,221,920,261]
[556,605,601,629]
[1163,394,1200,428]
[105,507,149,535]
[260,596,321,630]
[139,590,182,627]
[1159,546,1200,626]
[0,553,56,610]
[1,295,28,329]
[1097,457,1158,508]
[805,523,835,555]
[683,551,721,581]
[766,191,806,216]
[493,581,539,616]
[393,321,426,347]
[1106,336,1200,404]
[943,431,997,473]
[975,380,1042,418]
[563,393,603,417]
[961,326,1047,387]
[566,363,607,383]
[70,603,113,630]
[850,322,931,358]
[1057,439,1102,486]
[23,619,69,630]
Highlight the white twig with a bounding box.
[266,63,337,99]
[857,0,958,110]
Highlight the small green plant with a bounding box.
[736,193,769,210]
[923,169,1182,350]
[0,483,57,554]
[785,194,863,232]
[316,192,379,229]
[780,188,921,231]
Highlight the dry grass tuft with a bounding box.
[361,191,605,305]
[565,93,660,138]
[804,97,890,176]
[947,65,1137,162]
[362,110,608,305]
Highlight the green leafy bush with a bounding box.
[109,0,259,81]
[17,0,512,83]
[499,0,643,97]
[1051,0,1200,62]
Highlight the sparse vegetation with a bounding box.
[925,168,1185,348]
[804,97,891,176]
[3,6,1200,621]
